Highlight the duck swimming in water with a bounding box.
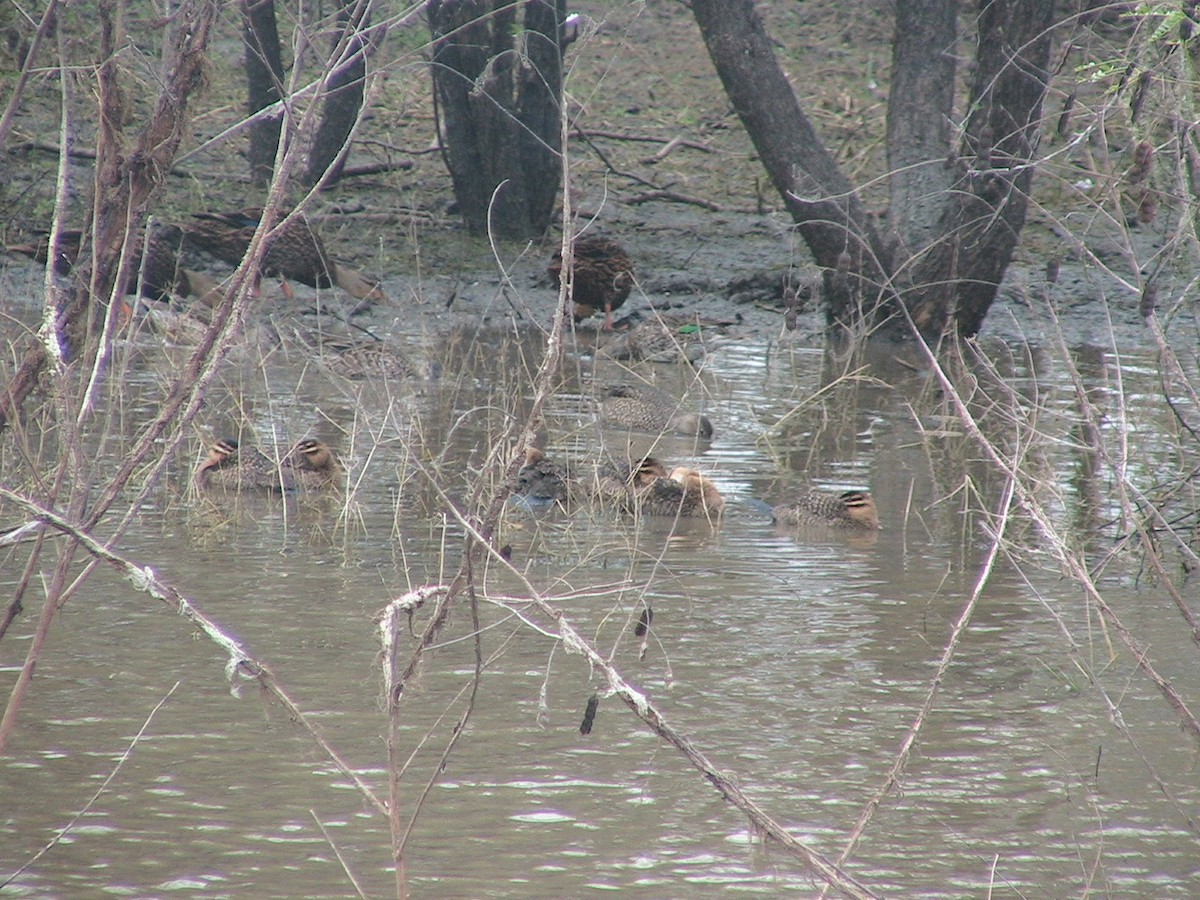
[772,490,879,530]
[285,439,342,490]
[194,438,281,491]
[514,447,574,506]
[593,455,723,519]
[598,382,713,439]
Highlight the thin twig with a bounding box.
[823,476,1018,893]
[309,810,369,900]
[0,490,389,817]
[2,683,180,888]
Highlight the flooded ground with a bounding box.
[1,246,1198,898]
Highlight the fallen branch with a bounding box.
[626,189,722,210]
[573,128,714,153]
[0,489,389,818]
[424,497,880,900]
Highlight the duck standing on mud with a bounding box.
[183,207,386,305]
[7,227,219,305]
[548,235,634,329]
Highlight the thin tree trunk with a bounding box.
[693,0,1057,341]
[305,0,371,188]
[690,0,892,331]
[242,0,284,187]
[0,0,217,432]
[907,0,1056,337]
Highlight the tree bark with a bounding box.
[691,0,892,333]
[692,0,1057,342]
[887,0,957,255]
[242,0,284,187]
[907,0,1056,338]
[305,0,372,188]
[427,0,565,240]
[692,0,884,273]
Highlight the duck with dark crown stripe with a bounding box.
[285,439,341,490]
[772,490,879,530]
[194,438,283,491]
[548,236,634,329]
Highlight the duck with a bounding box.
[639,466,725,518]
[547,235,634,329]
[194,438,282,491]
[313,335,417,381]
[514,447,574,505]
[772,490,879,530]
[182,207,386,304]
[285,438,341,489]
[597,312,734,364]
[593,455,723,518]
[6,226,220,304]
[590,454,666,511]
[598,382,714,439]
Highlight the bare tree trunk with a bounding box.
[242,0,284,187]
[691,0,883,272]
[690,0,892,334]
[692,0,1057,342]
[887,0,957,256]
[906,0,1056,338]
[427,0,565,240]
[304,0,371,188]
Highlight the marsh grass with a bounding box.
[3,3,1200,899]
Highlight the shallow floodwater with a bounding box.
[2,290,1199,897]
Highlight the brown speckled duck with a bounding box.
[598,382,713,439]
[772,490,879,531]
[598,313,733,364]
[6,227,219,304]
[285,438,341,490]
[643,466,725,518]
[548,235,634,329]
[594,455,723,518]
[314,336,417,381]
[194,438,281,491]
[183,207,386,304]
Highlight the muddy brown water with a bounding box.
[1,269,1198,898]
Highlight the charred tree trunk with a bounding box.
[305,0,372,188]
[427,0,566,240]
[692,0,1057,342]
[242,0,284,187]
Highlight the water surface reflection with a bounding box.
[2,319,1198,897]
